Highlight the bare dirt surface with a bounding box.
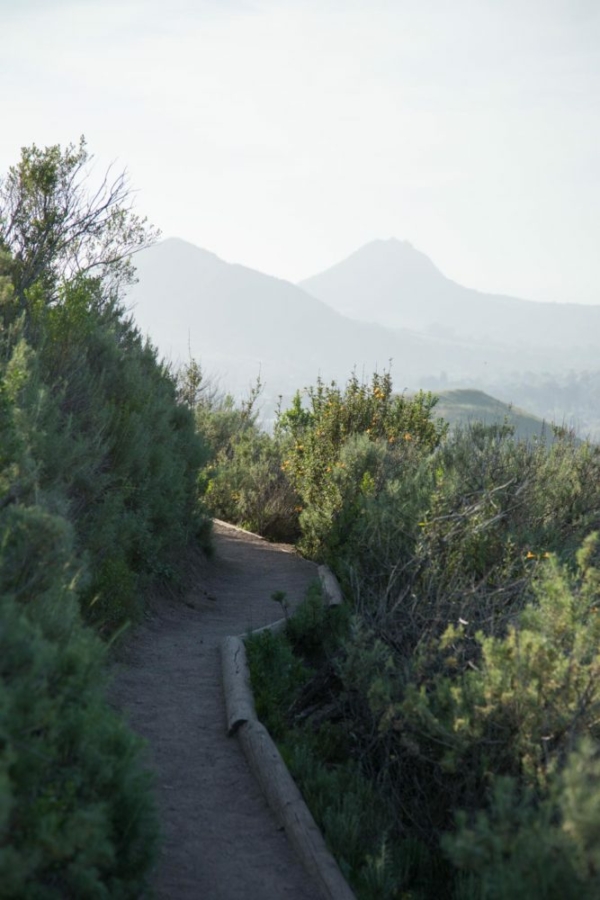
[110,520,322,900]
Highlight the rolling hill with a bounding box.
[432,389,558,444]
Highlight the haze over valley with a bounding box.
[128,236,600,438]
[6,1,600,436]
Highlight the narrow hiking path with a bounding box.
[111,520,322,899]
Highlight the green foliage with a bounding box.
[278,370,446,559]
[284,582,350,659]
[179,363,300,541]
[256,379,600,897]
[281,729,432,898]
[205,428,299,541]
[0,140,212,628]
[245,628,308,738]
[0,274,161,894]
[0,136,158,300]
[444,739,600,900]
[179,362,260,458]
[0,140,213,897]
[186,368,446,551]
[279,370,444,455]
[399,424,600,656]
[332,532,600,894]
[248,539,600,897]
[0,502,157,899]
[1,274,211,629]
[246,596,437,898]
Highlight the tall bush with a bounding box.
[0,141,212,628]
[0,312,157,897]
[278,371,446,559]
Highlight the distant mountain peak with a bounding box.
[299,238,445,304]
[299,236,600,352]
[373,236,414,248]
[352,237,441,270]
[156,236,226,265]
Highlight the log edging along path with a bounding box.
[220,559,356,900]
[110,518,355,899]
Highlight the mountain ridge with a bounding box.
[299,238,600,349]
[126,237,598,409]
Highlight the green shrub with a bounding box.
[280,729,428,897]
[245,628,308,738]
[0,504,157,899]
[284,582,350,659]
[205,429,300,541]
[265,399,600,897]
[278,371,446,559]
[1,141,212,629]
[246,594,439,899]
[0,294,158,895]
[332,536,600,895]
[444,740,600,900]
[178,363,301,541]
[0,275,211,630]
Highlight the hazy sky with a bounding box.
[2,0,599,304]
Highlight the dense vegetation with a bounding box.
[0,140,210,897]
[179,362,302,543]
[219,372,600,899]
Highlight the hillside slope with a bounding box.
[433,388,557,443]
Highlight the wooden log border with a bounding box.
[220,565,356,900]
[318,564,344,606]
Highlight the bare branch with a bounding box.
[0,136,159,301]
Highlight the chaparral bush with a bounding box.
[0,293,157,896]
[0,507,158,899]
[248,370,600,898]
[178,361,301,542]
[278,370,446,560]
[1,142,211,630]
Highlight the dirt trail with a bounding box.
[111,521,321,899]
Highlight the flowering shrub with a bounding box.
[277,371,446,558]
